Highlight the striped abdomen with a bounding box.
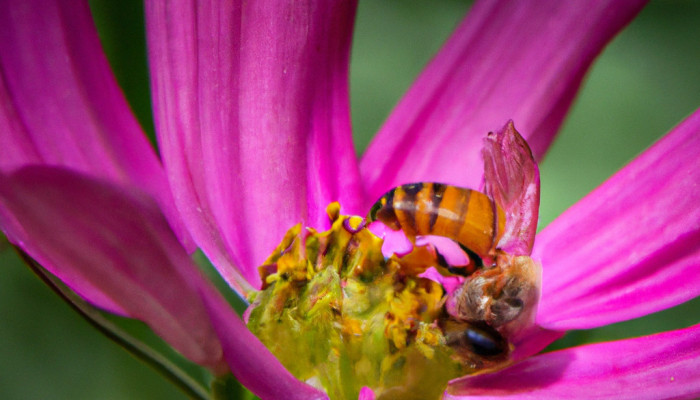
[367,183,505,259]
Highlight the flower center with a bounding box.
[247,185,540,400]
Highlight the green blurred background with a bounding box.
[1,1,698,398]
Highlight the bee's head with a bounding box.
[442,319,511,370]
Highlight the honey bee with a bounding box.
[441,318,510,369]
[251,182,539,399]
[368,182,540,360]
[367,182,506,268]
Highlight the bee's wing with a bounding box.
[482,121,540,256]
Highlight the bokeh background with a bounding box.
[1,1,698,398]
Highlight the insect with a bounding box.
[368,182,539,361]
[250,184,538,399]
[367,182,506,269]
[442,319,510,363]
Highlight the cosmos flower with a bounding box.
[0,1,698,399]
[444,112,700,399]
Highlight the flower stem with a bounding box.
[17,249,210,400]
[210,374,257,400]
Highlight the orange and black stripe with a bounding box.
[368,183,505,260]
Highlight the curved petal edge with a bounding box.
[146,0,362,292]
[534,109,700,330]
[0,166,223,369]
[200,288,329,400]
[0,0,191,249]
[361,0,647,205]
[446,323,700,400]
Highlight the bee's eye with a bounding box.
[464,323,507,357]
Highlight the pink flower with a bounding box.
[0,1,698,399]
[445,113,700,399]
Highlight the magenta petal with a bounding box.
[358,387,376,400]
[0,0,190,249]
[146,0,362,291]
[509,324,564,363]
[533,110,700,330]
[446,324,700,399]
[368,221,413,258]
[200,289,328,400]
[360,0,646,205]
[0,166,223,369]
[482,121,540,256]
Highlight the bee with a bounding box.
[251,186,539,398]
[367,182,506,268]
[442,319,509,362]
[368,182,540,353]
[450,251,541,338]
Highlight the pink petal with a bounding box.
[360,0,646,205]
[145,0,362,291]
[446,323,700,399]
[358,387,376,400]
[420,268,464,295]
[416,235,470,266]
[0,166,224,369]
[482,121,540,256]
[200,289,329,400]
[533,110,700,330]
[0,0,190,248]
[368,221,413,258]
[508,324,564,363]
